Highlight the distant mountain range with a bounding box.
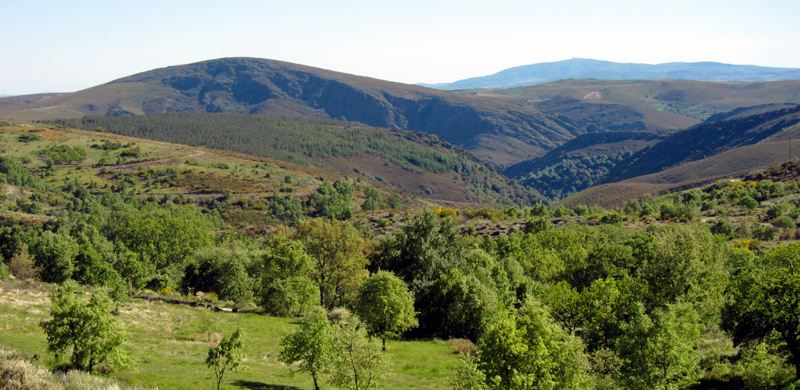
[425,58,800,90]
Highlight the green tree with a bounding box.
[39,281,127,373]
[361,188,383,211]
[279,307,333,390]
[616,303,702,389]
[259,236,317,315]
[477,299,590,389]
[329,315,387,390]
[371,211,474,337]
[30,230,78,283]
[724,242,800,377]
[106,204,215,282]
[355,271,418,350]
[451,354,489,390]
[298,218,368,309]
[206,329,244,390]
[310,180,355,220]
[634,225,729,326]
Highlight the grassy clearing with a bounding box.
[0,282,459,389]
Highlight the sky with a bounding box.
[2,0,799,95]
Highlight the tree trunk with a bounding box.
[319,285,327,310]
[312,374,320,390]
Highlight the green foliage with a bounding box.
[736,341,795,389]
[40,144,87,164]
[267,194,304,224]
[5,240,37,280]
[476,299,590,389]
[259,236,317,316]
[616,303,703,389]
[740,195,759,210]
[451,354,488,390]
[355,271,418,350]
[329,314,388,390]
[279,307,332,390]
[206,329,244,390]
[39,281,127,373]
[298,218,368,309]
[17,133,42,143]
[0,157,38,187]
[725,242,800,377]
[633,225,729,326]
[361,187,384,211]
[710,219,734,238]
[57,113,529,204]
[513,152,632,199]
[182,243,256,305]
[106,203,215,286]
[309,180,355,220]
[371,211,501,338]
[30,230,79,283]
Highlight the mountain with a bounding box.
[562,105,800,207]
[605,104,800,182]
[486,79,800,125]
[428,58,800,90]
[0,57,586,166]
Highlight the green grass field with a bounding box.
[0,282,459,389]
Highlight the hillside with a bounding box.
[0,58,585,166]
[428,58,800,90]
[505,131,664,199]
[606,104,800,182]
[564,139,800,207]
[50,113,540,205]
[486,79,800,127]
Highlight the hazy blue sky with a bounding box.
[2,0,799,94]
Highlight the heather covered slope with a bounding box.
[50,114,541,205]
[606,104,800,182]
[564,139,800,207]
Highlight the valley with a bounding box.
[2,52,800,390]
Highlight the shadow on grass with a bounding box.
[232,379,301,390]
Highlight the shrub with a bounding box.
[40,145,87,165]
[8,244,37,280]
[710,220,734,238]
[16,133,41,143]
[736,342,794,389]
[740,196,758,211]
[772,215,795,230]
